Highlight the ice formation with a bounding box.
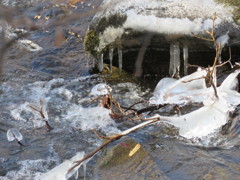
[150,68,209,105]
[109,48,114,73]
[183,44,189,75]
[99,0,233,21]
[169,42,180,77]
[118,48,123,72]
[98,54,104,72]
[94,0,233,52]
[90,83,112,96]
[7,128,23,142]
[150,68,239,106]
[216,32,230,63]
[157,96,229,139]
[149,68,240,139]
[39,152,85,180]
[98,27,124,52]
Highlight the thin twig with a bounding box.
[67,117,160,174]
[211,80,218,98]
[124,100,145,112]
[215,47,232,68]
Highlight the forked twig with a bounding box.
[28,98,53,130]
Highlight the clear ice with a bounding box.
[109,48,114,73]
[40,98,49,120]
[118,48,123,72]
[169,42,180,78]
[98,54,104,72]
[7,128,23,142]
[40,151,85,180]
[183,44,189,75]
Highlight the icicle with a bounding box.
[169,42,180,78]
[98,53,104,72]
[218,46,223,64]
[87,53,92,68]
[109,48,114,73]
[118,48,122,73]
[183,44,189,75]
[83,161,87,180]
[216,33,229,64]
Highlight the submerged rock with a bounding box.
[96,137,167,179]
[85,0,240,77]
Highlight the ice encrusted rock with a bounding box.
[90,83,112,96]
[85,0,240,77]
[87,0,239,53]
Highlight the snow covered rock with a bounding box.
[90,83,112,96]
[85,0,240,76]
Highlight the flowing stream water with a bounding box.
[1,0,240,179]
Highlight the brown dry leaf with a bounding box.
[129,143,141,157]
[101,96,111,109]
[68,0,83,6]
[109,113,121,120]
[55,26,65,47]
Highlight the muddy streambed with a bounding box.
[1,0,240,179]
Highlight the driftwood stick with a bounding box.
[67,117,160,174]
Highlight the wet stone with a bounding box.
[85,0,240,77]
[96,137,167,180]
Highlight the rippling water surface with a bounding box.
[1,0,240,179]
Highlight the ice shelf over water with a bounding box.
[149,68,240,139]
[94,0,234,52]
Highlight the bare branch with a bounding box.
[67,117,160,174]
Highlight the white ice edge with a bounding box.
[147,69,240,139]
[149,68,239,106]
[39,151,85,180]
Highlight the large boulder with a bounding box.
[85,0,240,77]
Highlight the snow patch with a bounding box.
[98,27,124,51]
[123,10,221,35]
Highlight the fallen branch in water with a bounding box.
[67,116,160,174]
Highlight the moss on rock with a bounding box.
[93,13,127,34]
[84,13,127,56]
[101,64,137,83]
[216,0,240,24]
[84,29,99,56]
[216,0,240,6]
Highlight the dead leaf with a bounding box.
[129,143,141,157]
[109,113,121,120]
[68,0,83,7]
